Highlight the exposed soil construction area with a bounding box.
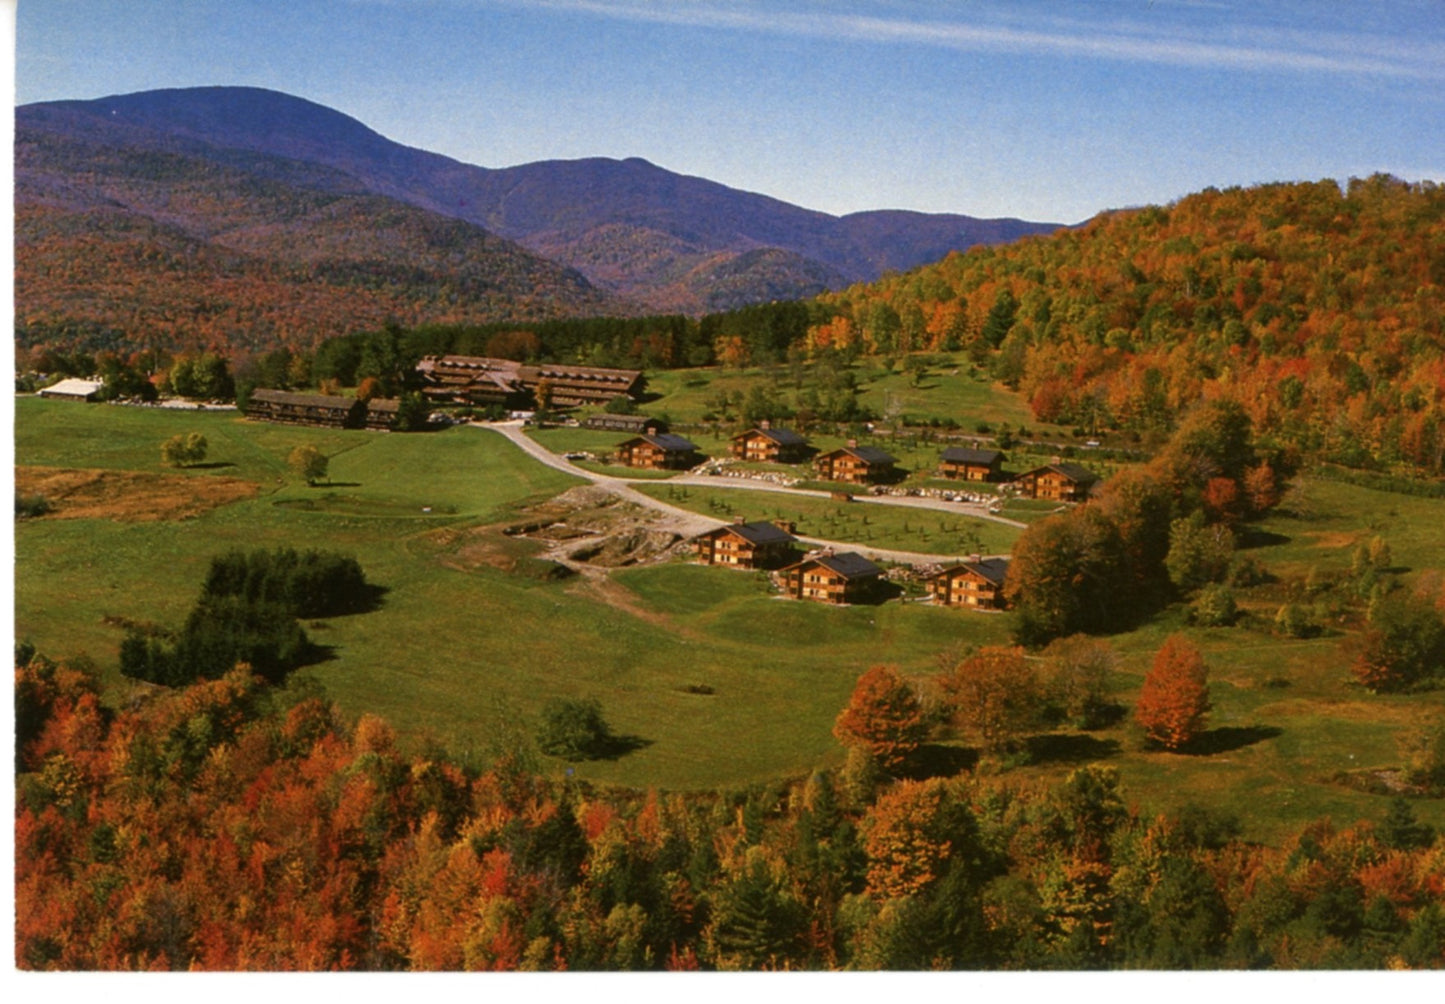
[15,466,260,522]
[504,485,691,570]
[426,485,695,581]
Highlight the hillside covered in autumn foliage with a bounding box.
[14,101,625,357]
[804,175,1445,476]
[17,651,1445,971]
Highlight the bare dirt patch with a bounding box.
[15,466,259,522]
[1302,530,1359,550]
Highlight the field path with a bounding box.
[476,421,1014,564]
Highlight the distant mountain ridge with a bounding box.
[17,86,1066,320]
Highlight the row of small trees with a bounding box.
[833,633,1213,781]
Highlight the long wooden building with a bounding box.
[692,519,799,570]
[246,389,364,428]
[777,551,885,604]
[415,354,643,409]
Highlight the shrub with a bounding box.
[1275,603,1319,639]
[537,697,614,761]
[1353,595,1445,692]
[15,493,52,518]
[1190,584,1238,627]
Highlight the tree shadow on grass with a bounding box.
[186,461,238,471]
[1025,732,1121,765]
[587,734,653,761]
[1238,527,1291,550]
[901,743,978,780]
[1180,724,1283,756]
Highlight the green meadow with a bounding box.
[14,397,1445,840]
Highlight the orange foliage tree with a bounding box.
[1134,635,1211,750]
[832,665,927,773]
[938,646,1040,754]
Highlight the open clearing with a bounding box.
[16,465,260,521]
[13,396,1445,842]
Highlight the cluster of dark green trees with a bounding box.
[120,548,376,686]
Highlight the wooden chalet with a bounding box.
[928,557,1010,609]
[364,397,401,431]
[730,421,810,463]
[582,413,659,434]
[693,518,799,570]
[246,388,363,428]
[615,430,700,470]
[38,377,103,401]
[415,355,644,409]
[777,551,884,604]
[938,446,1004,482]
[814,441,897,485]
[1011,462,1099,502]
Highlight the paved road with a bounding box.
[475,421,1015,564]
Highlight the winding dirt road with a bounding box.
[475,421,1019,564]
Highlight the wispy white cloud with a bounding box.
[487,0,1445,82]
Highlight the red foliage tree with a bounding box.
[1134,635,1211,750]
[832,665,928,773]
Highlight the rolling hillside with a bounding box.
[15,86,1065,331]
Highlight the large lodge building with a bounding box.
[416,354,643,409]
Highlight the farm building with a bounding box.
[615,431,701,470]
[415,354,643,409]
[363,398,401,431]
[246,389,364,428]
[814,441,898,484]
[730,422,810,463]
[938,446,1004,481]
[582,413,661,434]
[1011,462,1099,502]
[777,551,885,604]
[927,557,1010,609]
[37,377,103,401]
[692,518,799,570]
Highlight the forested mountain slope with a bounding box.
[806,175,1445,474]
[15,102,622,355]
[16,87,1063,320]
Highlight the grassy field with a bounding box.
[636,482,1021,556]
[639,354,1060,435]
[14,397,1445,840]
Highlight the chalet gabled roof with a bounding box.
[940,446,1002,465]
[735,426,808,447]
[936,557,1010,586]
[823,445,896,465]
[783,551,883,579]
[1016,461,1098,485]
[1045,462,1099,484]
[633,432,697,452]
[717,521,797,546]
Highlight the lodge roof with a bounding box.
[704,521,797,546]
[628,432,698,453]
[1034,462,1099,484]
[823,445,897,465]
[735,426,808,447]
[940,446,1003,465]
[785,551,884,579]
[935,557,1010,586]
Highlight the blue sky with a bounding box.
[14,0,1445,223]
